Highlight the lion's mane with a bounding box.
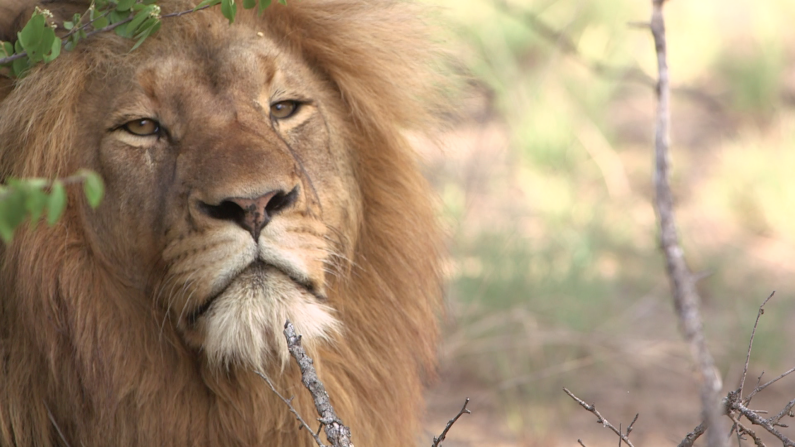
[0,1,445,445]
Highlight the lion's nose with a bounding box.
[198,187,299,241]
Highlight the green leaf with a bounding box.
[125,6,154,37]
[42,35,61,63]
[11,56,29,77]
[221,0,236,24]
[116,0,136,12]
[46,181,66,226]
[0,41,12,59]
[78,169,104,208]
[93,16,109,30]
[243,0,256,10]
[194,0,222,11]
[277,0,285,4]
[95,0,109,10]
[109,10,128,23]
[24,185,48,225]
[257,0,271,15]
[63,21,74,30]
[131,19,160,51]
[65,33,80,51]
[17,13,46,53]
[0,186,26,241]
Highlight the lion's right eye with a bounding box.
[121,119,161,137]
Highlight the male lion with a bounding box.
[0,1,445,445]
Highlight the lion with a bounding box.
[0,0,446,445]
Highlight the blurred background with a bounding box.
[417,0,795,445]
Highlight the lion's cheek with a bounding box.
[195,271,340,370]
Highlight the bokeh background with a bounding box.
[417,0,795,445]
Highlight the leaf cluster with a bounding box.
[0,0,163,77]
[0,170,104,242]
[195,0,285,24]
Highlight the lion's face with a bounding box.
[82,25,359,369]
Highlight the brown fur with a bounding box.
[0,1,445,445]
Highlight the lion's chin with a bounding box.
[190,265,340,371]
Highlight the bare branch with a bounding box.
[255,371,326,447]
[730,413,766,447]
[563,388,636,447]
[730,399,795,447]
[739,292,775,400]
[431,397,471,447]
[649,1,726,445]
[768,398,795,428]
[745,367,795,405]
[283,321,352,447]
[677,422,706,447]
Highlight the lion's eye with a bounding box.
[122,119,160,136]
[270,101,299,120]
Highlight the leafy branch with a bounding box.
[0,0,285,77]
[0,170,104,242]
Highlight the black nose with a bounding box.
[198,187,299,240]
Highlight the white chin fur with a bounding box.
[199,269,339,370]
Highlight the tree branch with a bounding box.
[649,1,726,445]
[431,397,471,447]
[255,371,327,447]
[563,388,636,447]
[739,292,775,401]
[283,321,352,447]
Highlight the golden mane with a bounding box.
[0,1,445,445]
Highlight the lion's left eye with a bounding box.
[121,119,161,136]
[270,101,300,120]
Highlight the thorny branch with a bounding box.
[255,371,326,447]
[649,1,726,445]
[563,388,637,447]
[431,398,471,447]
[283,321,353,447]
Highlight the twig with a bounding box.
[739,292,775,400]
[730,399,795,447]
[431,397,471,447]
[255,371,326,447]
[730,413,766,447]
[649,1,726,446]
[45,402,71,447]
[768,398,795,428]
[677,422,706,447]
[563,388,635,447]
[745,367,795,405]
[283,321,352,447]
